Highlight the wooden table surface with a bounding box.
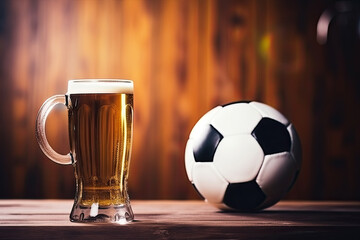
[0,200,359,239]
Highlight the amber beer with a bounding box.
[35,79,134,223]
[68,92,133,206]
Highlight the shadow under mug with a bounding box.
[35,79,134,224]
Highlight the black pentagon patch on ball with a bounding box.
[222,100,251,107]
[193,124,223,162]
[223,181,266,210]
[251,118,291,155]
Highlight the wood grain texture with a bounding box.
[0,200,360,239]
[0,0,359,200]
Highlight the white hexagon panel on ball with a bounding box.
[192,162,229,203]
[213,135,264,183]
[211,103,262,136]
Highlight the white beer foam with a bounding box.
[67,79,133,94]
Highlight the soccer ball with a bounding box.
[185,101,301,211]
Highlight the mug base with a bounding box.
[70,201,134,224]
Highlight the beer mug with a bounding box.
[35,79,134,224]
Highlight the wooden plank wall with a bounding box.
[0,0,359,200]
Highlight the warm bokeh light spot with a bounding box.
[259,34,273,60]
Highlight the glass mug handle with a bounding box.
[35,95,73,165]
